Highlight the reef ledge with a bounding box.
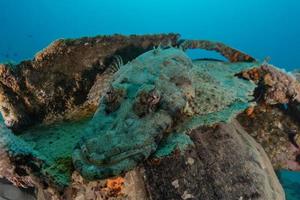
[1,33,296,200]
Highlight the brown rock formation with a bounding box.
[238,64,300,104]
[237,104,300,170]
[143,120,284,200]
[237,64,300,171]
[0,34,179,131]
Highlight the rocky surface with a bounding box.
[0,178,35,200]
[0,34,179,131]
[0,34,290,200]
[144,120,284,200]
[238,104,300,171]
[238,64,300,104]
[236,64,300,171]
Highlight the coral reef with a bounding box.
[0,34,292,199]
[238,64,300,104]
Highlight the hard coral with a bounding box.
[240,64,300,104]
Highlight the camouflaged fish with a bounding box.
[0,35,258,186]
[72,47,257,180]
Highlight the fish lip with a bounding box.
[82,143,155,166]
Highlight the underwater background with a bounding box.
[0,0,300,199]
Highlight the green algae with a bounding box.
[0,114,41,158]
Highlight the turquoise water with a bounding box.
[1,0,300,70]
[1,0,300,198]
[278,170,300,200]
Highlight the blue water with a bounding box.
[0,0,300,199]
[278,170,300,200]
[1,0,300,70]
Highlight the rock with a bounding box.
[171,179,180,189]
[237,104,300,170]
[186,157,194,165]
[0,178,35,200]
[0,34,179,131]
[143,120,285,200]
[238,64,300,104]
[65,169,148,200]
[179,40,255,62]
[237,65,300,171]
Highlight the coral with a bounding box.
[239,64,300,104]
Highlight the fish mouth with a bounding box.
[73,142,155,180]
[80,142,155,167]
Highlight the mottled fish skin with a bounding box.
[72,46,256,180]
[72,48,195,180]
